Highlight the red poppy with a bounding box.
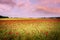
[15,32,19,35]
[45,32,48,36]
[4,37,7,40]
[8,31,13,35]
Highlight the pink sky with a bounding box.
[0,0,60,18]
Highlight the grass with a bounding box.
[0,18,60,40]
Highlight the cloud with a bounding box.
[0,0,60,17]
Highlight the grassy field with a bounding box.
[0,18,60,40]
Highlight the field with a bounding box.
[0,18,60,40]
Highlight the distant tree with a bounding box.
[0,15,8,18]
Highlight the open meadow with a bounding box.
[0,18,60,40]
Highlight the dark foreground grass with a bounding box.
[0,18,60,40]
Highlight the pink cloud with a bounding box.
[0,0,60,17]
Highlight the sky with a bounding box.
[0,0,60,18]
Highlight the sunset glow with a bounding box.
[0,0,60,17]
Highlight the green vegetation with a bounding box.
[0,19,60,40]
